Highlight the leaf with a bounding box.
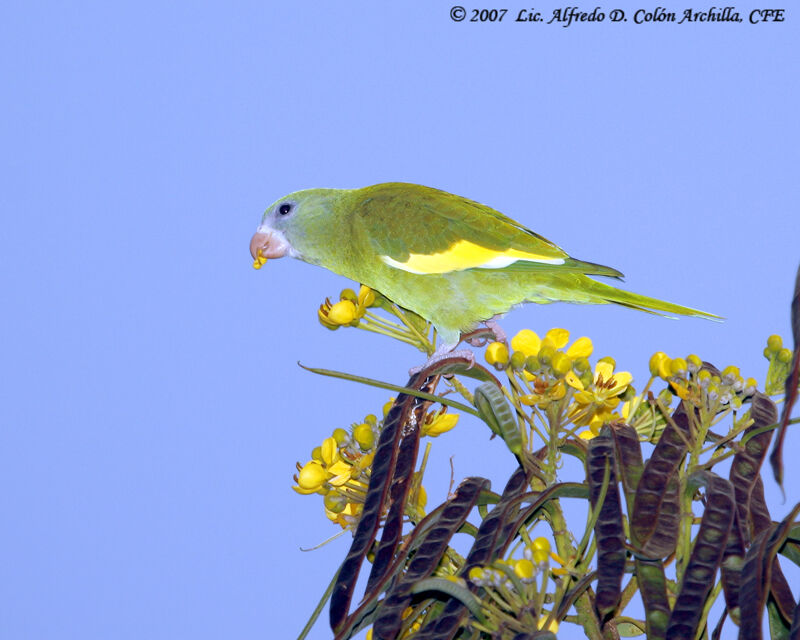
[299,363,481,417]
[409,578,484,622]
[373,477,490,639]
[770,262,800,489]
[666,472,735,640]
[631,403,690,558]
[586,428,626,620]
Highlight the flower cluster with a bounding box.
[763,333,794,395]
[647,351,756,412]
[466,536,564,634]
[293,402,459,530]
[292,421,376,529]
[485,327,633,439]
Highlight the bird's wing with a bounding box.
[351,183,623,278]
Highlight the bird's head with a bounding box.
[249,188,336,269]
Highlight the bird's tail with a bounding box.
[579,277,722,321]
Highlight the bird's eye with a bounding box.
[278,203,293,216]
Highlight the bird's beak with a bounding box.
[249,230,289,270]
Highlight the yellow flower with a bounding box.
[567,360,632,428]
[544,327,569,349]
[520,379,567,408]
[649,351,672,379]
[511,329,541,357]
[318,298,360,329]
[294,461,327,493]
[422,409,459,437]
[485,341,509,368]
[514,558,535,581]
[566,336,593,358]
[352,423,375,450]
[328,300,358,324]
[358,285,376,308]
[326,501,362,528]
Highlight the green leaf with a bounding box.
[299,363,481,417]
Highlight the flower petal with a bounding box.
[510,329,541,357]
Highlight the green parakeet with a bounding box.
[250,183,718,355]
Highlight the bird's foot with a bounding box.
[485,316,507,344]
[409,345,475,377]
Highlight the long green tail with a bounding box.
[580,276,722,321]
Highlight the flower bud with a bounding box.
[670,357,688,377]
[353,423,375,450]
[551,351,572,376]
[649,352,669,377]
[514,558,535,581]
[324,490,348,513]
[537,345,555,366]
[485,342,509,368]
[509,350,527,371]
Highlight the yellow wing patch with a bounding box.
[380,240,565,275]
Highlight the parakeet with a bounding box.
[250,183,719,357]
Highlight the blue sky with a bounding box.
[2,2,798,638]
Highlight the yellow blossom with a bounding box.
[514,558,535,581]
[327,300,358,324]
[485,341,509,367]
[565,370,584,390]
[326,501,362,528]
[520,379,567,408]
[295,461,327,493]
[422,409,459,437]
[383,397,396,417]
[511,329,541,357]
[357,284,375,308]
[544,327,570,349]
[320,437,339,465]
[649,351,672,379]
[352,423,375,450]
[532,537,551,553]
[566,336,594,358]
[567,360,632,428]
